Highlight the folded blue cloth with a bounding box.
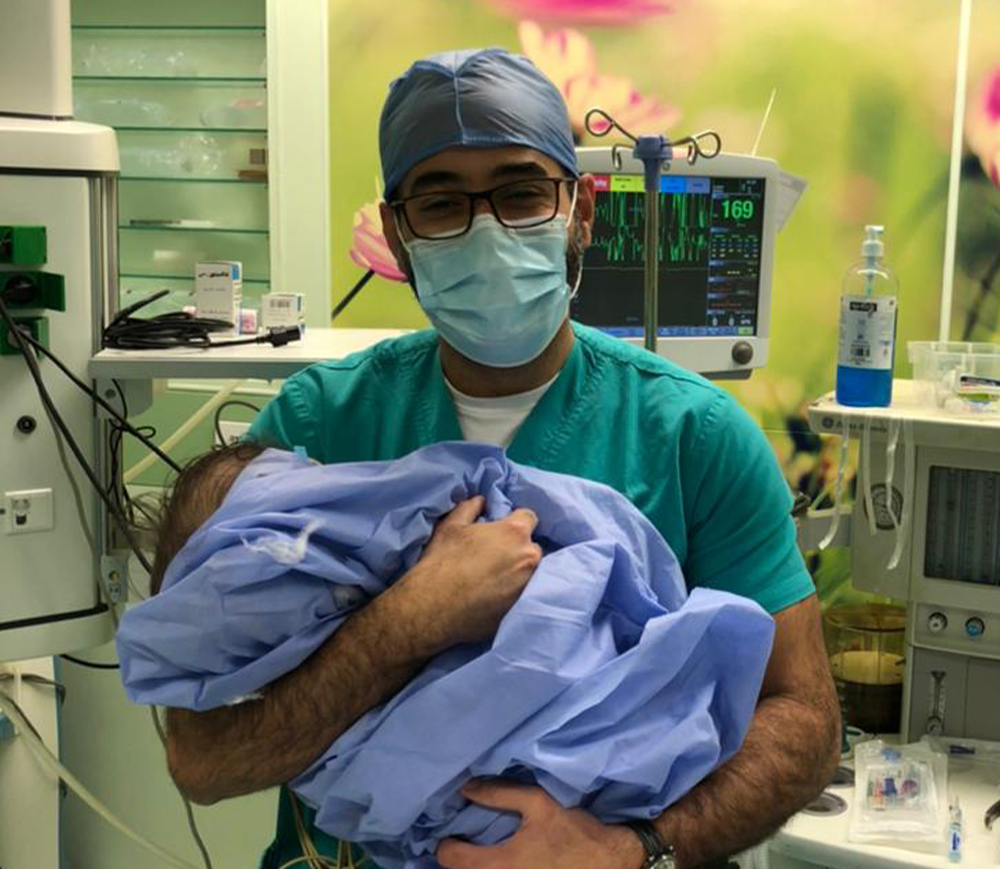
[117,442,774,869]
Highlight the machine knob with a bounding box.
[966,617,986,638]
[927,612,948,633]
[731,341,754,365]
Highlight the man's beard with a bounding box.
[398,215,588,295]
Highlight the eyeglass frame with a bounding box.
[388,176,578,241]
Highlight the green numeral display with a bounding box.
[721,199,755,220]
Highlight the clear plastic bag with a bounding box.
[848,739,948,850]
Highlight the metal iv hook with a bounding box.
[583,108,723,166]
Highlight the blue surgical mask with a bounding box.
[403,213,574,368]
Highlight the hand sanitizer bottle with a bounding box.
[835,225,899,406]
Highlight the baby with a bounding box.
[119,440,774,869]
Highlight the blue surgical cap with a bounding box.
[379,48,579,198]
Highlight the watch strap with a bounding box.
[625,819,674,865]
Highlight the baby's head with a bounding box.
[150,441,265,594]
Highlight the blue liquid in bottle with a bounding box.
[835,225,899,408]
[836,347,896,406]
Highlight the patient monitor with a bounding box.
[573,147,781,379]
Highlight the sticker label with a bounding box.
[838,294,897,370]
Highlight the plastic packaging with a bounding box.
[836,225,899,407]
[907,341,1000,414]
[849,739,948,851]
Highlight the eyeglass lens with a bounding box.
[403,179,565,239]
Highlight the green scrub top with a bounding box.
[249,321,814,868]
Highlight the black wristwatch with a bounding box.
[625,819,677,869]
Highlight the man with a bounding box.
[164,48,840,869]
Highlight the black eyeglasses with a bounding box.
[390,177,576,240]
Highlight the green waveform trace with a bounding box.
[593,191,711,267]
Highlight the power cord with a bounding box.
[60,654,120,671]
[213,399,261,445]
[104,289,302,350]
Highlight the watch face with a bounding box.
[648,856,677,869]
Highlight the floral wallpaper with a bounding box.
[328,0,1000,606]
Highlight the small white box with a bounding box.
[196,261,243,334]
[261,292,305,330]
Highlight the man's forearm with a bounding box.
[166,577,443,804]
[650,691,841,868]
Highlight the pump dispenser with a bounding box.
[836,225,899,407]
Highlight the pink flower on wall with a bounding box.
[350,202,407,282]
[517,18,596,93]
[967,67,1000,190]
[487,0,673,25]
[519,20,680,138]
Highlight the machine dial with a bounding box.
[927,612,948,633]
[965,617,986,638]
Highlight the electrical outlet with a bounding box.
[217,420,251,446]
[3,488,53,534]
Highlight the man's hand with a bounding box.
[437,781,644,869]
[397,496,543,647]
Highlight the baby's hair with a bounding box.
[149,441,266,595]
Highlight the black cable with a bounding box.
[60,654,120,671]
[103,292,301,350]
[7,323,182,474]
[0,672,67,704]
[331,269,375,321]
[0,297,153,575]
[212,399,261,446]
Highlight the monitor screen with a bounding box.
[572,173,767,339]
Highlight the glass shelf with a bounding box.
[117,129,266,180]
[74,79,266,128]
[73,27,265,79]
[119,227,270,282]
[121,272,271,285]
[73,25,265,32]
[74,75,266,83]
[120,224,269,235]
[115,126,266,133]
[121,176,267,184]
[120,180,268,231]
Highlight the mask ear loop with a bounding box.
[819,415,851,550]
[888,418,915,571]
[862,412,877,536]
[565,181,584,300]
